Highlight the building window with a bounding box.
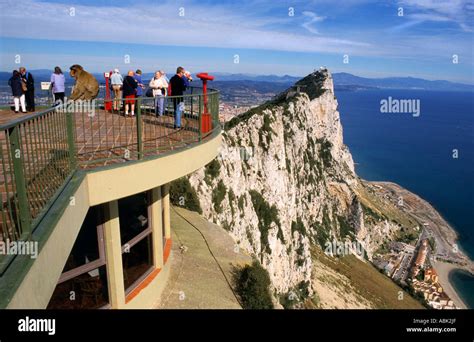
[48,206,109,309]
[118,192,154,293]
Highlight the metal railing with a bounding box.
[0,88,219,272]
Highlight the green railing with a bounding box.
[0,88,219,273]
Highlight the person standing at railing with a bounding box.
[110,68,123,111]
[50,66,65,105]
[134,69,145,98]
[19,67,35,112]
[8,70,27,113]
[169,67,187,129]
[123,70,138,117]
[149,71,168,116]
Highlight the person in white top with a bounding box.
[110,68,123,111]
[149,71,168,116]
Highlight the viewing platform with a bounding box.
[0,87,222,308]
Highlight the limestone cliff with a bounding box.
[188,69,419,305]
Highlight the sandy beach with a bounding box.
[432,260,468,309]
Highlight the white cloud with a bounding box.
[396,0,473,32]
[0,0,372,56]
[0,0,471,73]
[301,11,326,34]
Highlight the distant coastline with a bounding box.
[375,181,474,309]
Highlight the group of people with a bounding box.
[7,67,36,113]
[110,66,192,128]
[8,65,194,130]
[8,66,66,113]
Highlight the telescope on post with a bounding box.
[196,72,214,133]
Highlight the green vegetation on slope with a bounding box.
[225,71,327,131]
[204,159,221,185]
[249,190,282,253]
[311,247,425,309]
[170,177,202,214]
[212,180,227,214]
[234,260,274,309]
[356,182,418,231]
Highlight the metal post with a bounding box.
[136,98,143,160]
[65,111,76,170]
[8,126,31,238]
[198,95,202,141]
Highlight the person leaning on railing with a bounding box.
[8,70,27,113]
[122,70,138,117]
[134,69,145,98]
[169,67,187,129]
[149,71,168,117]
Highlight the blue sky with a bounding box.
[0,0,473,83]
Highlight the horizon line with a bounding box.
[1,69,473,86]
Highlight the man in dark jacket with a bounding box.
[19,67,35,112]
[122,70,138,116]
[169,67,187,128]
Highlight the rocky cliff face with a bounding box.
[188,69,418,304]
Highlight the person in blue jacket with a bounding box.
[134,69,145,98]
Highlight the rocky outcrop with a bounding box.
[188,69,416,303]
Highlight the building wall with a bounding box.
[6,133,221,308]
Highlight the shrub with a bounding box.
[249,190,281,253]
[170,177,202,214]
[204,159,221,185]
[291,218,306,236]
[212,180,227,214]
[337,215,353,238]
[235,260,274,309]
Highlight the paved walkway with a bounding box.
[154,207,251,309]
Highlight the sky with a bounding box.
[0,0,473,83]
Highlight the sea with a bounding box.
[336,88,474,308]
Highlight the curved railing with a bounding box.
[0,87,220,272]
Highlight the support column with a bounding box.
[150,187,164,269]
[103,200,125,309]
[162,183,171,239]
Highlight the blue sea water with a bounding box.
[336,89,474,307]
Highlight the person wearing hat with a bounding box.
[110,68,123,111]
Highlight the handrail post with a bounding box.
[198,95,202,141]
[66,110,77,170]
[136,97,143,160]
[8,126,31,238]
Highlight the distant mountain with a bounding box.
[332,72,474,92]
[211,72,473,91]
[0,70,472,92]
[211,72,300,83]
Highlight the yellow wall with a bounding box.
[7,179,90,308]
[7,133,221,309]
